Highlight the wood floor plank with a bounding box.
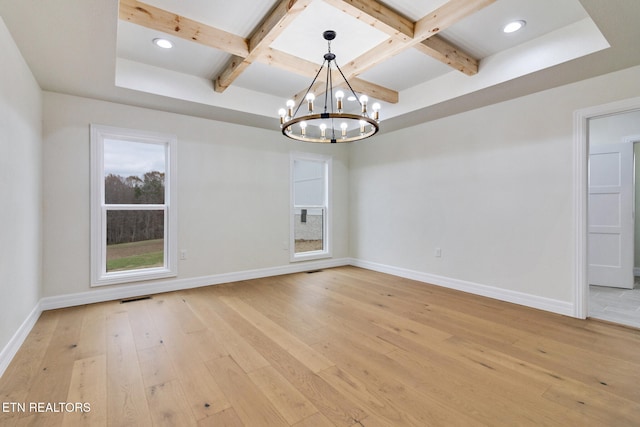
[536,319,640,363]
[122,299,164,351]
[291,411,336,427]
[196,407,244,427]
[10,307,87,427]
[75,303,107,360]
[182,291,271,372]
[386,345,591,426]
[167,292,208,334]
[164,344,231,421]
[202,293,369,426]
[145,379,198,427]
[142,290,232,407]
[248,365,319,424]
[105,310,152,426]
[287,292,403,354]
[142,295,194,351]
[312,335,485,426]
[317,365,424,426]
[61,355,107,427]
[184,328,229,362]
[205,356,289,427]
[302,277,453,344]
[542,382,640,426]
[0,310,59,413]
[3,266,640,426]
[224,277,330,340]
[137,345,177,388]
[220,295,334,373]
[513,334,640,401]
[306,268,525,347]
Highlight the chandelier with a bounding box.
[278,30,380,143]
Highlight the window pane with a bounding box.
[293,160,325,205]
[106,210,164,272]
[294,207,324,253]
[104,139,165,204]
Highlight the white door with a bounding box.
[588,142,634,289]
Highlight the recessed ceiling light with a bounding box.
[152,38,173,49]
[503,20,526,34]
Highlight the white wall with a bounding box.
[0,19,42,355]
[42,92,350,297]
[350,65,640,305]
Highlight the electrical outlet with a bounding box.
[435,247,442,257]
[180,249,187,260]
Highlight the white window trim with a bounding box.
[290,152,332,262]
[90,124,178,286]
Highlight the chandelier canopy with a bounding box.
[278,30,380,143]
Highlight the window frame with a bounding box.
[290,152,332,262]
[90,124,177,286]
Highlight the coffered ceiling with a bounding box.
[1,0,639,133]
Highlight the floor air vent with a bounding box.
[306,270,323,274]
[120,295,152,304]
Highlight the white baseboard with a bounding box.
[0,302,42,378]
[0,258,348,378]
[39,257,350,310]
[349,258,575,317]
[2,256,574,378]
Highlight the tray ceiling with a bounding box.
[2,0,639,133]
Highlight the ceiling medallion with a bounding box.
[278,30,380,143]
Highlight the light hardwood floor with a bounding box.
[1,266,640,426]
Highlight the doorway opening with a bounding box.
[588,135,640,327]
[575,96,640,327]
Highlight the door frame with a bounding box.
[573,96,640,318]
[626,137,640,278]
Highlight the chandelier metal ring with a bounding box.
[282,113,379,143]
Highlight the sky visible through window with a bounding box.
[104,138,165,178]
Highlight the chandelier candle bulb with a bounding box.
[336,90,344,112]
[372,103,381,121]
[360,95,368,114]
[320,123,327,138]
[300,121,307,136]
[359,120,366,134]
[286,99,295,118]
[306,93,315,113]
[341,122,348,138]
[278,108,287,126]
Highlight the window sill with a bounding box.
[290,251,331,263]
[91,267,176,287]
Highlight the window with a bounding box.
[291,153,331,261]
[90,125,177,286]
